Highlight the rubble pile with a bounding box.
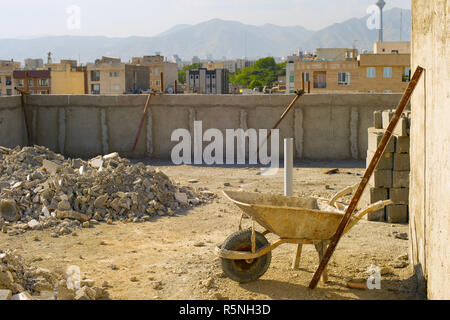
[0,249,108,300]
[0,146,212,236]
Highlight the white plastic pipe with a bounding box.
[284,138,294,196]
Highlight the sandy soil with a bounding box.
[1,160,419,300]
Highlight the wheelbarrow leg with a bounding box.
[292,244,303,270]
[314,241,330,284]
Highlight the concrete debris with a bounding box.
[0,249,108,300]
[0,146,214,236]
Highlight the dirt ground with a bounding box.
[1,160,419,300]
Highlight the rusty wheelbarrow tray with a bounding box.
[215,184,393,283]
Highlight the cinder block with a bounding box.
[386,205,408,224]
[374,111,383,129]
[393,171,410,188]
[369,170,392,188]
[382,110,395,129]
[390,188,409,204]
[367,151,393,170]
[393,153,410,171]
[367,209,386,222]
[393,117,408,137]
[368,128,395,153]
[395,136,410,153]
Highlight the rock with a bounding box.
[103,153,119,160]
[380,267,393,276]
[0,270,15,289]
[395,233,409,240]
[397,254,409,261]
[42,159,61,175]
[56,210,90,223]
[81,279,95,288]
[75,287,91,300]
[194,242,206,247]
[94,195,108,209]
[188,179,199,184]
[0,289,12,300]
[390,260,409,269]
[57,281,75,300]
[224,183,231,187]
[0,199,20,222]
[175,193,189,204]
[130,276,139,282]
[151,281,163,290]
[82,221,90,228]
[11,291,34,300]
[28,219,40,229]
[57,200,72,211]
[50,232,59,238]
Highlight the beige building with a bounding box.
[316,48,358,61]
[131,55,177,93]
[294,60,360,93]
[24,58,44,70]
[47,61,87,94]
[87,57,149,95]
[0,60,21,96]
[374,41,411,54]
[293,50,411,94]
[358,53,411,93]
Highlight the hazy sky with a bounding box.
[0,0,411,38]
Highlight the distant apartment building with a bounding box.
[285,54,301,94]
[358,53,411,93]
[203,61,225,71]
[316,48,358,61]
[292,43,411,94]
[223,60,237,73]
[87,57,149,95]
[191,56,201,64]
[0,60,21,96]
[131,55,178,93]
[294,60,360,93]
[235,59,255,71]
[373,41,411,54]
[46,60,87,94]
[13,70,51,94]
[186,68,229,94]
[24,58,44,70]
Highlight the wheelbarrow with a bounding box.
[215,184,393,284]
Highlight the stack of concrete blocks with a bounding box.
[364,109,411,223]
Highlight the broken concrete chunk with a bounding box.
[0,199,20,222]
[11,291,34,300]
[0,289,12,300]
[42,159,61,175]
[175,193,189,204]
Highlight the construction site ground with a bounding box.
[1,160,418,300]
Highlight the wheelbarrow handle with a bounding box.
[329,183,360,208]
[344,200,394,233]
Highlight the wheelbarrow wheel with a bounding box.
[220,230,272,283]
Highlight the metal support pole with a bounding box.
[284,138,294,197]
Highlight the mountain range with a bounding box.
[0,8,410,63]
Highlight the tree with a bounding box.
[178,63,203,84]
[230,57,286,90]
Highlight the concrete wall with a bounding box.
[0,94,403,161]
[410,0,449,300]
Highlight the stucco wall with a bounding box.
[0,94,403,161]
[410,0,450,300]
